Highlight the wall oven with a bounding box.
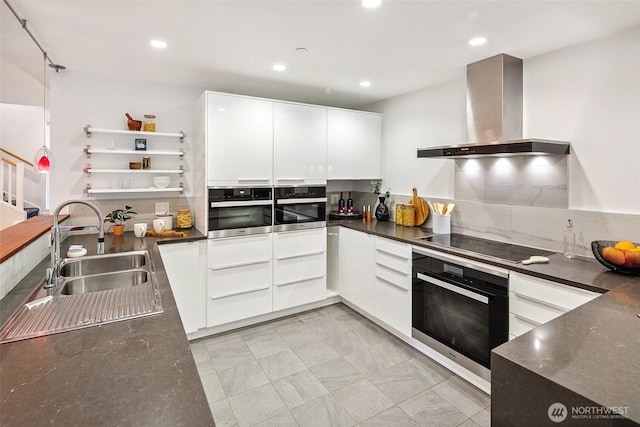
[208,187,272,238]
[412,248,509,382]
[274,186,326,231]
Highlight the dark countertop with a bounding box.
[0,229,213,427]
[330,219,640,425]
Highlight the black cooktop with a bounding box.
[423,233,554,263]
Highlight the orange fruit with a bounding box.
[624,248,640,268]
[614,241,636,250]
[602,246,626,266]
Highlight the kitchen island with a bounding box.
[0,230,214,427]
[330,219,640,426]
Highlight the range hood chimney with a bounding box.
[418,54,570,158]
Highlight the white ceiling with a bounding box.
[3,0,640,108]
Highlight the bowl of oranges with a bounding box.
[592,240,640,275]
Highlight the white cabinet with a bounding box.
[373,236,412,336]
[273,102,327,185]
[205,92,274,187]
[206,234,273,327]
[159,241,206,334]
[273,228,327,311]
[338,227,375,313]
[327,109,381,180]
[508,271,599,338]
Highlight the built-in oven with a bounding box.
[412,247,509,382]
[208,187,273,238]
[274,186,326,232]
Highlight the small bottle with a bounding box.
[346,192,354,213]
[338,192,345,213]
[362,205,366,223]
[366,205,372,222]
[564,219,576,259]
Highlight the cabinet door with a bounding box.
[354,112,381,179]
[338,227,374,314]
[159,241,206,334]
[373,237,411,336]
[274,102,327,185]
[207,93,273,186]
[327,109,355,179]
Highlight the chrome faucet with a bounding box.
[46,199,105,288]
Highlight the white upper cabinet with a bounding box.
[327,109,381,180]
[327,109,356,179]
[354,112,382,179]
[206,92,274,187]
[273,102,327,185]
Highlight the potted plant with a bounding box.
[104,205,137,235]
[371,180,391,221]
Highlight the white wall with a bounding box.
[368,78,465,199]
[370,24,640,215]
[524,25,640,214]
[49,71,203,215]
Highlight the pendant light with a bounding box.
[34,52,53,173]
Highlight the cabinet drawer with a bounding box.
[208,261,272,298]
[207,234,272,268]
[274,253,326,286]
[273,276,326,311]
[274,228,326,259]
[509,312,540,337]
[374,262,410,289]
[510,272,598,311]
[207,286,272,327]
[510,291,567,326]
[374,237,411,261]
[374,276,411,336]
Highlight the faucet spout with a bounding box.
[49,200,105,287]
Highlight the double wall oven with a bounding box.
[412,247,509,381]
[208,185,326,238]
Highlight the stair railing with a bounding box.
[1,148,33,214]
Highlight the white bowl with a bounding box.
[153,176,171,188]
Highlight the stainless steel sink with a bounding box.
[58,269,149,295]
[0,250,163,344]
[59,252,147,277]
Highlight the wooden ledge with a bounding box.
[0,215,68,264]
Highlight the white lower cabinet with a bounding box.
[338,227,375,314]
[508,271,599,337]
[373,236,412,336]
[206,234,273,327]
[159,241,207,334]
[273,228,327,311]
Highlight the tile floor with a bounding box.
[190,303,491,427]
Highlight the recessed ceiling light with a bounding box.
[360,80,371,87]
[469,37,487,46]
[150,39,167,49]
[362,0,382,8]
[273,64,287,71]
[295,47,309,54]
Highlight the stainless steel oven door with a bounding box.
[274,198,326,231]
[208,200,273,238]
[411,248,509,382]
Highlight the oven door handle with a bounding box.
[416,272,489,304]
[276,197,327,205]
[210,200,273,208]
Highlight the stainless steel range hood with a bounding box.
[418,54,570,159]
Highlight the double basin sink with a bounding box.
[0,250,163,344]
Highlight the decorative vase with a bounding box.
[375,196,390,221]
[112,224,125,236]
